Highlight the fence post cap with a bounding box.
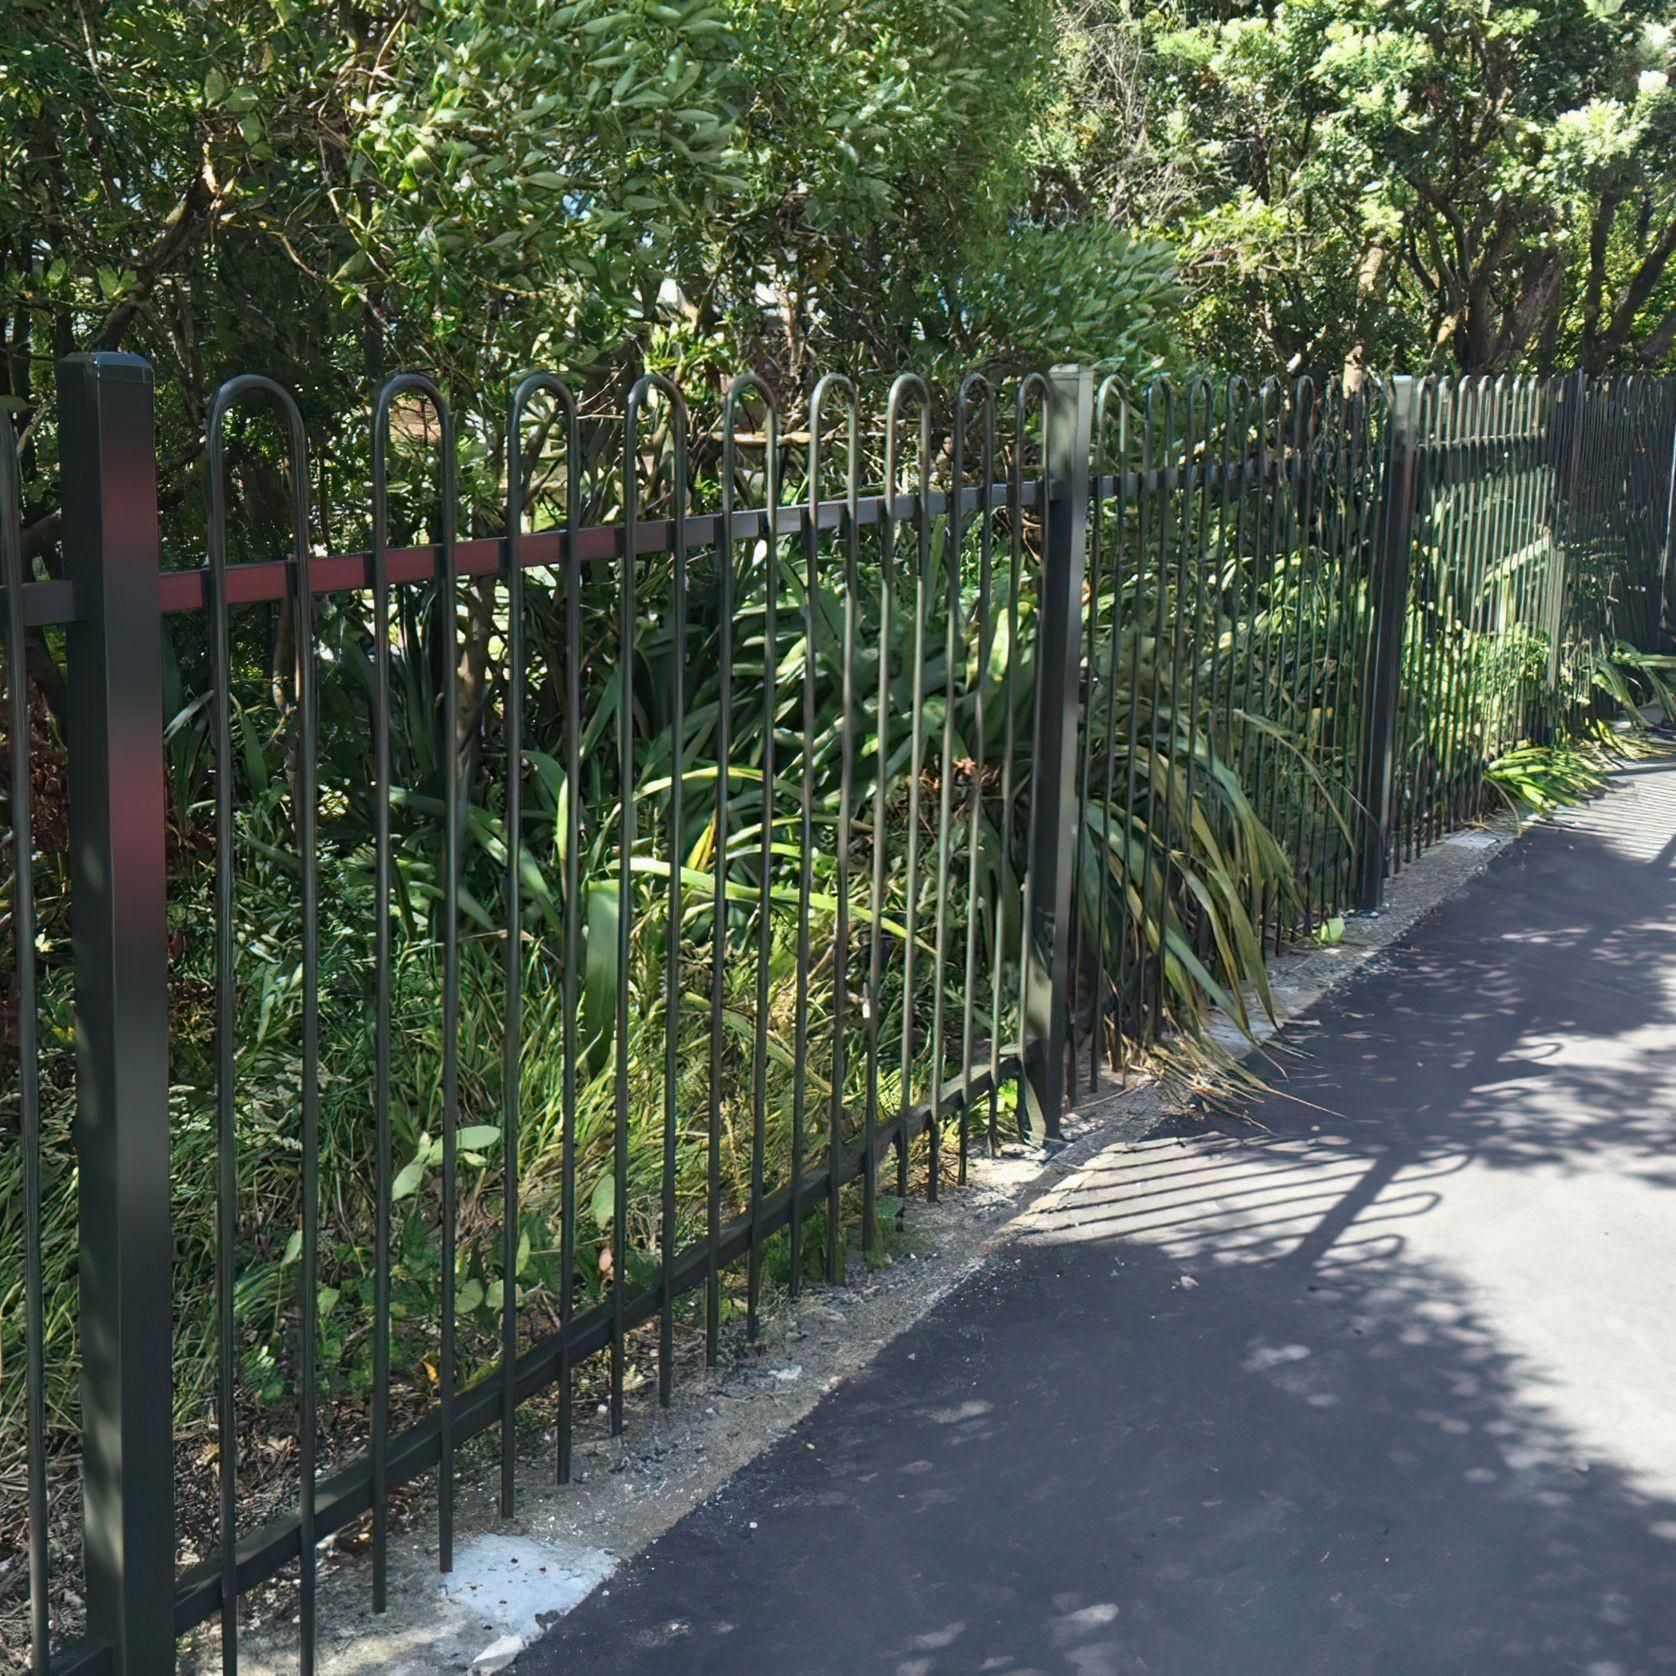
[1388,374,1422,427]
[58,350,154,386]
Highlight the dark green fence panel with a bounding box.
[1,360,1673,1676]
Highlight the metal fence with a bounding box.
[3,356,1673,1675]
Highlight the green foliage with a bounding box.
[1046,0,1676,375]
[1485,737,1615,815]
[0,0,1177,569]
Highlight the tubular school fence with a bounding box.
[3,356,1674,1674]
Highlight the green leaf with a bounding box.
[590,1174,615,1229]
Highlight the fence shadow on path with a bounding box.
[522,769,1676,1676]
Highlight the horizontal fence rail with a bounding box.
[1,358,1673,1675]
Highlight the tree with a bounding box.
[1,0,1173,483]
[1046,0,1676,376]
[0,0,1178,757]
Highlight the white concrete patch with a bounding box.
[1444,828,1501,849]
[435,1534,615,1672]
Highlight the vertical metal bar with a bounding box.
[557,392,582,1481]
[366,427,397,1605]
[1179,381,1213,959]
[1239,381,1279,921]
[1272,381,1310,944]
[1254,381,1291,938]
[615,379,659,1404]
[1308,382,1343,910]
[376,376,459,1565]
[58,351,176,1676]
[1375,384,1410,853]
[1200,383,1240,945]
[1411,382,1447,853]
[1448,378,1483,826]
[709,395,738,1358]
[1248,385,1284,943]
[1117,387,1154,1074]
[1528,378,1557,724]
[1087,378,1126,1085]
[1659,376,1676,642]
[1433,381,1472,836]
[1280,380,1319,935]
[1505,380,1542,747]
[368,382,397,1595]
[864,387,893,1251]
[890,377,932,1197]
[731,374,777,1342]
[811,376,859,1278]
[1396,381,1432,869]
[791,379,816,1278]
[1456,379,1497,823]
[1521,379,1555,731]
[956,377,996,1175]
[1315,383,1352,899]
[928,373,968,1189]
[1104,383,1141,1072]
[1001,376,1048,1127]
[212,376,318,1663]
[1209,380,1246,780]
[1540,377,1574,718]
[614,390,638,1414]
[1218,381,1254,890]
[1067,376,1103,1102]
[1021,366,1092,1140]
[1451,378,1486,831]
[289,395,322,1675]
[1393,381,1422,862]
[2,412,47,1676]
[203,391,240,1674]
[1497,380,1527,749]
[502,394,527,1513]
[504,376,579,1495]
[1141,383,1174,1040]
[659,383,689,1402]
[1481,378,1513,765]
[1341,383,1375,898]
[1186,382,1216,945]
[1338,382,1374,893]
[1400,383,1426,866]
[440,433,461,1564]
[1355,375,1421,907]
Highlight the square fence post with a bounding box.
[58,352,176,1675]
[1661,381,1676,647]
[1541,372,1590,702]
[1355,375,1422,910]
[1021,365,1093,1140]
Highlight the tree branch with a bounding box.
[90,153,226,353]
[1635,298,1676,367]
[1580,189,1620,358]
[1602,212,1676,353]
